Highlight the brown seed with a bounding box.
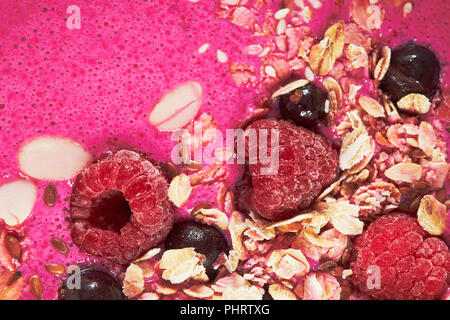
[44,263,65,275]
[163,162,178,179]
[408,148,426,159]
[330,266,343,277]
[412,181,431,192]
[7,271,22,285]
[51,238,68,255]
[435,188,446,204]
[44,184,57,207]
[318,260,337,271]
[340,285,352,300]
[185,161,202,171]
[340,248,351,267]
[191,202,213,215]
[5,235,21,259]
[29,275,43,300]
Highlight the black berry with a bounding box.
[278,82,328,128]
[58,267,125,300]
[379,43,441,103]
[164,221,229,280]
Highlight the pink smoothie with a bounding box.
[0,0,448,300]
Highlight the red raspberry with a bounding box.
[238,119,338,221]
[70,150,174,264]
[351,213,450,300]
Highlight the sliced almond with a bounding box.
[193,208,229,230]
[271,79,309,100]
[268,249,310,280]
[183,284,214,299]
[359,96,385,118]
[302,228,336,248]
[123,264,144,298]
[323,77,342,114]
[417,195,447,235]
[328,201,363,235]
[309,21,345,76]
[0,180,37,227]
[168,174,192,207]
[18,136,92,181]
[268,284,297,300]
[347,44,368,69]
[339,126,374,173]
[384,162,422,183]
[134,248,161,263]
[418,122,437,156]
[159,248,206,284]
[373,46,391,81]
[397,93,431,114]
[149,81,202,131]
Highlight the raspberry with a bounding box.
[350,213,450,300]
[237,119,338,221]
[70,150,174,264]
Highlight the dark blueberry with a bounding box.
[278,82,328,128]
[58,267,125,300]
[164,221,229,281]
[379,43,441,103]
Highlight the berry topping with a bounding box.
[237,119,338,221]
[70,150,174,264]
[278,82,328,128]
[58,267,125,300]
[351,213,450,300]
[379,43,441,103]
[164,221,229,280]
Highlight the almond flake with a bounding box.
[373,46,391,81]
[276,19,287,35]
[359,96,385,118]
[322,77,342,116]
[397,93,431,114]
[149,81,202,131]
[268,249,310,279]
[168,174,192,207]
[309,21,345,76]
[347,44,368,69]
[384,162,422,183]
[228,211,248,262]
[274,8,290,19]
[183,284,214,299]
[339,126,374,173]
[327,201,363,235]
[268,284,298,300]
[193,208,229,230]
[134,247,161,263]
[18,136,92,181]
[417,195,447,235]
[222,285,263,300]
[123,264,144,298]
[159,248,206,284]
[418,121,437,156]
[302,228,336,248]
[271,79,309,99]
